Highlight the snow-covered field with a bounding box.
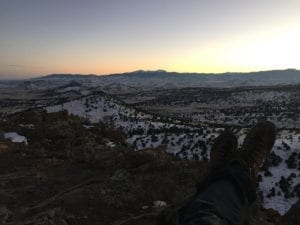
[258,131,300,215]
[46,92,299,215]
[47,94,220,160]
[190,89,299,129]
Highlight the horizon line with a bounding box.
[0,68,299,81]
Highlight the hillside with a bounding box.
[44,92,300,215]
[0,110,298,225]
[0,70,299,224]
[1,69,300,114]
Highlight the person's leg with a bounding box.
[179,122,276,225]
[179,131,249,225]
[180,179,247,225]
[179,162,252,225]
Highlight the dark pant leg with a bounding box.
[179,163,255,225]
[180,180,248,225]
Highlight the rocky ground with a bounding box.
[0,111,298,225]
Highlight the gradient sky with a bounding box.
[0,0,299,79]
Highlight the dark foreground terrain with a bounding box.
[0,111,298,225]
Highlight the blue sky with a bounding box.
[0,0,299,78]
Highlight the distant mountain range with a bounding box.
[30,69,300,92]
[1,69,298,93]
[38,68,300,79]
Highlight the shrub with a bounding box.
[285,152,297,169]
[279,176,291,198]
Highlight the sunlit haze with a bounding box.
[0,0,299,79]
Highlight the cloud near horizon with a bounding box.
[8,64,25,68]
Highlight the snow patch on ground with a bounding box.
[4,132,28,144]
[258,132,300,215]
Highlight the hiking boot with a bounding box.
[241,121,277,179]
[209,131,238,169]
[195,130,237,194]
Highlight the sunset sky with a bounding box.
[0,0,299,79]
